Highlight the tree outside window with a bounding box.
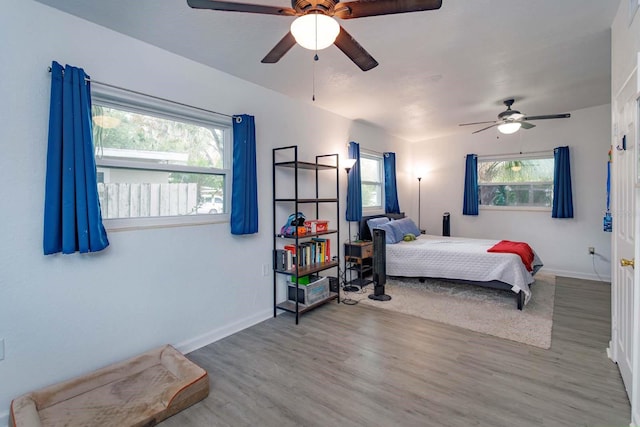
[478,157,554,208]
[91,100,230,220]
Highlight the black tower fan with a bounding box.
[369,228,391,301]
[443,212,450,236]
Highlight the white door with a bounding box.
[611,64,639,425]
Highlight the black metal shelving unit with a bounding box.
[272,146,340,324]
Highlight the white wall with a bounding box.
[409,104,612,281]
[612,1,640,95]
[0,1,410,422]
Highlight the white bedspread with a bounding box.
[385,235,543,303]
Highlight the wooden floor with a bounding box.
[161,277,631,426]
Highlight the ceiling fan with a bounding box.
[187,0,442,71]
[459,99,571,135]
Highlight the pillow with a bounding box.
[391,217,421,237]
[372,221,403,244]
[367,217,390,239]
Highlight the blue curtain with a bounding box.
[230,114,258,234]
[552,146,574,218]
[43,61,109,255]
[346,141,362,221]
[463,154,479,216]
[384,152,400,214]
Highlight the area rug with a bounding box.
[352,273,556,349]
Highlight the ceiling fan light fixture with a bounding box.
[290,14,340,51]
[497,122,522,135]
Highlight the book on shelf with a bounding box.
[273,249,287,271]
[283,244,296,270]
[311,237,330,263]
[278,239,333,270]
[311,238,324,263]
[301,242,311,266]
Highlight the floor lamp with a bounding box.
[343,159,359,293]
[417,176,423,233]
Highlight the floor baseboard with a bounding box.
[0,410,9,426]
[175,309,272,355]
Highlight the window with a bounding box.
[360,152,384,210]
[91,86,231,227]
[478,155,554,209]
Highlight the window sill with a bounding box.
[104,213,229,232]
[479,206,551,213]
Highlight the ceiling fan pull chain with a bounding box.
[312,13,318,102]
[312,53,316,102]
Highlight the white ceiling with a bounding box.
[34,0,618,142]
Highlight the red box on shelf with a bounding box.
[305,220,329,233]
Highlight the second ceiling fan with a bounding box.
[187,0,442,71]
[459,99,571,135]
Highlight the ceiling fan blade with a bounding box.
[520,121,536,130]
[333,26,378,71]
[522,113,571,121]
[261,32,297,63]
[335,0,442,19]
[459,120,496,127]
[187,0,296,16]
[471,123,499,134]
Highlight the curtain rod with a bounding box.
[465,149,554,159]
[47,67,234,119]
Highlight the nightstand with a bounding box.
[344,241,374,289]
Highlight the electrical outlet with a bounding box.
[588,247,595,255]
[262,263,270,277]
[0,338,5,361]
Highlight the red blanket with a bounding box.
[487,240,535,272]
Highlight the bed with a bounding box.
[359,214,543,310]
